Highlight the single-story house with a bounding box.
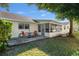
[0,11,70,38]
[34,20,70,37]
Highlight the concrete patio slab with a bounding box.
[8,36,48,46]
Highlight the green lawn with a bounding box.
[2,32,79,56]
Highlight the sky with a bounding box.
[0,3,56,19]
[0,3,68,22]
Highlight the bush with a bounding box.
[0,19,12,52]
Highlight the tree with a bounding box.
[0,3,9,11]
[0,19,12,52]
[30,3,79,36]
[0,4,11,52]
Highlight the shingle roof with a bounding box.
[34,19,69,25]
[60,22,69,25]
[0,11,35,23]
[33,19,62,25]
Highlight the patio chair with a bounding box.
[19,31,28,37]
[33,31,38,37]
[27,32,33,38]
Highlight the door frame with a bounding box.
[38,24,45,36]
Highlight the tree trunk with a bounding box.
[69,19,73,37]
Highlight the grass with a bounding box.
[2,32,79,56]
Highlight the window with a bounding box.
[50,24,53,32]
[59,26,62,31]
[45,23,49,32]
[38,24,41,32]
[50,26,52,32]
[19,24,29,29]
[52,24,57,32]
[25,24,29,29]
[19,24,24,29]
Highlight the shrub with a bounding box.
[0,19,12,52]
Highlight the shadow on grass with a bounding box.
[2,36,79,56]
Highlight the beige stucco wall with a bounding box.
[73,21,79,31]
[48,24,70,37]
[11,21,38,38]
[44,33,49,37]
[61,24,70,34]
[11,21,70,38]
[48,32,61,37]
[29,24,38,32]
[11,21,19,38]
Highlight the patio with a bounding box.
[8,36,48,46]
[2,32,79,56]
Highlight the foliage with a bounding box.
[0,19,12,52]
[0,3,9,11]
[29,3,79,36]
[32,4,79,20]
